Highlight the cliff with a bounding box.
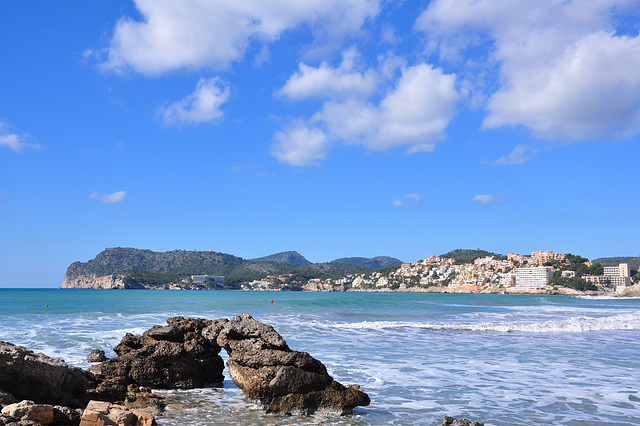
[60,273,128,289]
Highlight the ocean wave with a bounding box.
[317,311,640,334]
[576,295,639,300]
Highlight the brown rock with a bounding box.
[129,409,155,426]
[0,341,96,408]
[437,416,485,426]
[1,400,54,424]
[87,350,107,363]
[99,317,225,389]
[79,400,155,426]
[52,405,82,425]
[217,313,370,415]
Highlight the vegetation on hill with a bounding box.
[250,251,311,266]
[439,249,507,264]
[65,247,370,289]
[593,256,640,273]
[330,256,403,269]
[65,248,245,278]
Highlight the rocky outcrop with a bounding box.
[0,341,96,409]
[99,317,225,389]
[96,314,370,415]
[1,314,369,421]
[436,416,485,426]
[619,283,640,297]
[60,274,130,289]
[216,313,370,415]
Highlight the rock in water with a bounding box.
[216,313,370,415]
[87,350,107,363]
[0,341,95,408]
[437,416,485,426]
[100,317,225,389]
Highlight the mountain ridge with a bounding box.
[330,256,403,269]
[250,251,311,266]
[61,247,386,289]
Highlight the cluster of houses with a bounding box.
[244,250,634,294]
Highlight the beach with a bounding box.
[1,289,639,425]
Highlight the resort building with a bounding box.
[515,266,554,290]
[190,275,224,285]
[584,263,631,288]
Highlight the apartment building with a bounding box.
[584,263,631,287]
[515,266,554,290]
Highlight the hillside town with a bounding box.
[241,250,638,295]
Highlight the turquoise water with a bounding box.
[1,289,639,425]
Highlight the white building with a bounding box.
[515,266,554,290]
[190,275,224,285]
[584,263,631,287]
[604,263,630,279]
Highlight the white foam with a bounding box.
[576,295,639,300]
[314,310,640,334]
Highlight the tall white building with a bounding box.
[515,266,554,290]
[584,263,630,287]
[604,263,630,278]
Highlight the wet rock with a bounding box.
[52,405,82,425]
[216,313,370,415]
[123,385,163,416]
[437,416,485,426]
[0,341,95,408]
[99,317,225,389]
[0,391,17,407]
[79,400,155,426]
[87,350,107,363]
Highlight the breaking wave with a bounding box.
[320,311,640,334]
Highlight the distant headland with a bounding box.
[60,248,640,296]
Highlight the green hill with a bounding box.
[62,247,369,289]
[439,249,507,264]
[592,256,640,271]
[331,256,403,269]
[250,251,311,266]
[64,247,245,279]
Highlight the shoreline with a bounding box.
[47,285,640,297]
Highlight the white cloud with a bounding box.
[278,49,378,100]
[487,144,539,166]
[89,191,128,204]
[157,78,230,126]
[271,122,330,167]
[472,194,502,205]
[0,122,42,153]
[100,0,380,75]
[374,64,458,152]
[393,193,424,208]
[272,58,459,165]
[417,0,640,141]
[320,63,458,152]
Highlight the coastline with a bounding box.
[53,284,640,297]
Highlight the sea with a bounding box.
[1,289,639,426]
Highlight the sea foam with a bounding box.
[317,310,640,334]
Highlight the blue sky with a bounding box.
[2,0,640,287]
